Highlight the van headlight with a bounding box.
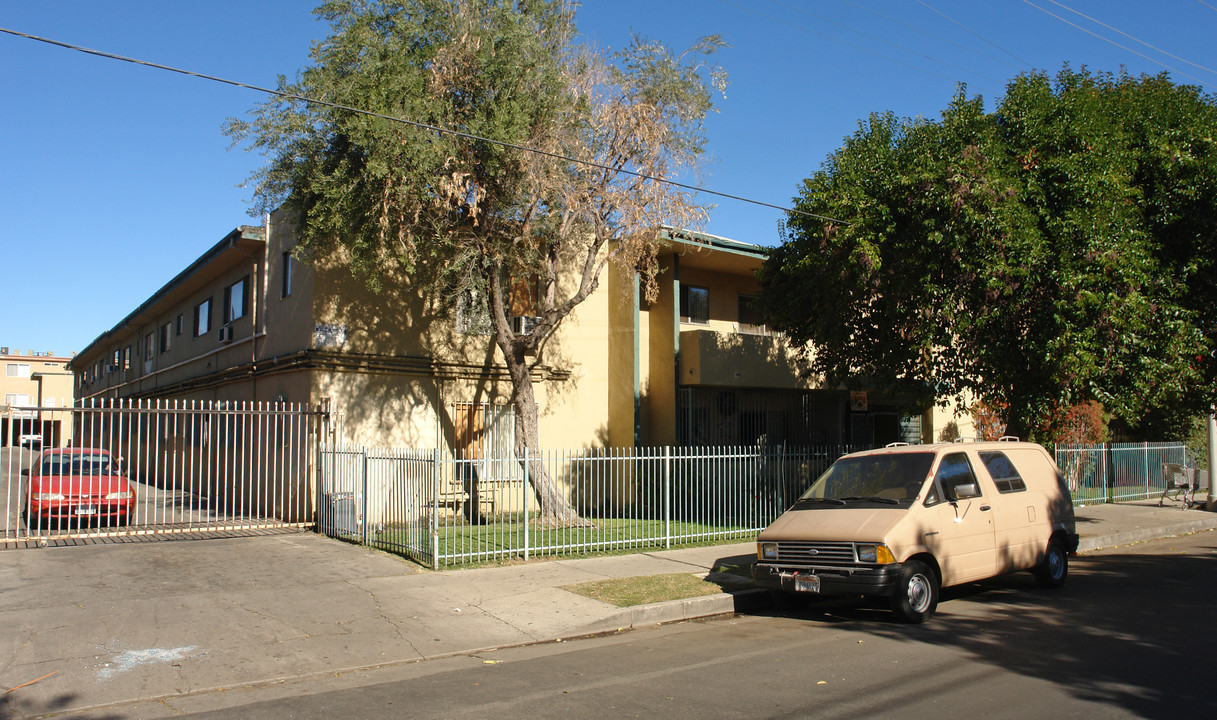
[33,493,65,501]
[106,491,133,500]
[856,544,895,564]
[759,542,778,560]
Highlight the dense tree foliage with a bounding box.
[227,0,726,523]
[760,68,1217,439]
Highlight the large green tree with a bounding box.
[226,0,725,524]
[760,68,1217,440]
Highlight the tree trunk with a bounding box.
[505,353,594,528]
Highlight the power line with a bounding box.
[837,0,1023,72]
[1041,0,1217,79]
[916,0,1033,69]
[0,25,849,227]
[718,0,997,86]
[1019,0,1213,90]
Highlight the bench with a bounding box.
[433,478,498,518]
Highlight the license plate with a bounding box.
[75,506,98,515]
[794,574,821,593]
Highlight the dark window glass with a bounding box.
[281,252,293,298]
[738,293,764,332]
[194,298,212,336]
[933,453,980,501]
[679,285,710,324]
[979,451,1027,493]
[224,277,248,324]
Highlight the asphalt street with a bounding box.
[66,530,1217,720]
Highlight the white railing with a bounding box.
[1054,442,1192,505]
[2,399,326,544]
[318,443,865,568]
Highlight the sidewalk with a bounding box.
[2,499,1215,719]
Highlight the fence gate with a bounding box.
[2,399,328,547]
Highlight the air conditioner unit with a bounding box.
[217,326,234,344]
[510,316,542,335]
[105,364,119,373]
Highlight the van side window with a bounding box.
[979,451,1027,493]
[932,453,981,503]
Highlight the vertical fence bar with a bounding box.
[663,446,671,549]
[431,448,440,570]
[523,447,530,562]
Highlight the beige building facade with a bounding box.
[70,212,937,455]
[1,348,75,447]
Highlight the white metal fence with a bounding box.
[2,399,327,545]
[1054,442,1193,505]
[317,443,865,568]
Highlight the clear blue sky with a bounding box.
[3,1,1215,356]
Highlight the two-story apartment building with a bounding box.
[1,348,74,447]
[70,211,940,455]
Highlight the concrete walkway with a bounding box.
[2,499,1215,719]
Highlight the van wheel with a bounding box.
[889,560,938,623]
[1034,539,1068,589]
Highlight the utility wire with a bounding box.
[718,0,995,86]
[916,0,1033,69]
[1041,0,1217,79]
[838,0,1023,72]
[1019,0,1212,90]
[0,25,849,226]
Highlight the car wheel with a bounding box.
[889,560,938,623]
[1033,538,1068,589]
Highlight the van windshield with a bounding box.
[796,453,936,506]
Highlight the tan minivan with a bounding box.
[753,440,1078,622]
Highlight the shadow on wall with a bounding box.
[313,260,582,450]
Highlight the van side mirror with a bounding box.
[950,482,981,500]
[21,468,29,477]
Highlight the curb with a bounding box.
[574,587,772,636]
[604,524,1217,630]
[1076,518,1217,553]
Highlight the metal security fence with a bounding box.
[318,443,866,568]
[2,399,327,545]
[1054,442,1191,505]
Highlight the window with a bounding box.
[738,294,765,334]
[160,322,173,354]
[194,298,212,337]
[979,451,1027,493]
[176,314,185,336]
[5,393,31,406]
[122,346,132,371]
[6,363,30,378]
[224,277,248,324]
[281,251,293,298]
[145,332,155,358]
[929,453,980,504]
[679,285,710,324]
[456,289,491,335]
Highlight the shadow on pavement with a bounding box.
[747,544,1217,718]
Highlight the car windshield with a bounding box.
[40,454,113,476]
[798,453,936,504]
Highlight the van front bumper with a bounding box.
[752,562,904,597]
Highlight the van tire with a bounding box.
[889,560,938,623]
[1034,539,1068,589]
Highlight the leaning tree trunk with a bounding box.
[506,357,595,528]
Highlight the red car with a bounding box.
[23,448,135,529]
